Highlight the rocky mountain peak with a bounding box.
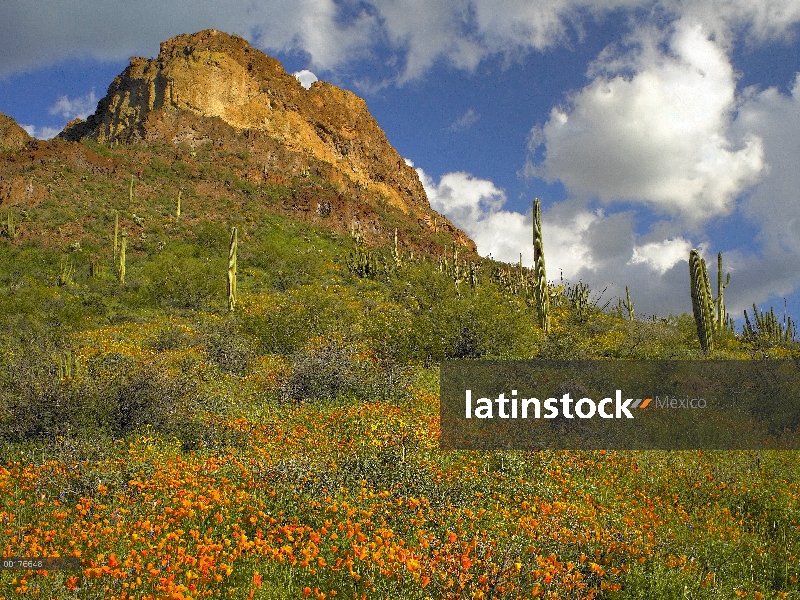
[59,30,473,252]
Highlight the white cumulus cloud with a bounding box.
[250,0,379,73]
[525,20,766,221]
[735,74,800,256]
[48,88,98,121]
[417,169,506,224]
[20,123,62,139]
[713,72,800,312]
[629,237,692,274]
[292,69,318,89]
[447,108,479,132]
[416,167,610,281]
[417,167,531,263]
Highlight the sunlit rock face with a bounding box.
[60,29,431,217]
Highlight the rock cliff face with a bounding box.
[60,30,444,226]
[0,112,31,152]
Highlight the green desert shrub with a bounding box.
[277,339,399,403]
[238,303,311,355]
[136,245,222,310]
[192,220,231,251]
[146,323,198,352]
[104,360,198,437]
[279,341,365,403]
[239,224,326,292]
[201,318,256,376]
[0,345,201,445]
[240,286,359,355]
[368,261,542,362]
[0,347,104,441]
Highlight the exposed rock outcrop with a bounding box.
[60,30,440,221]
[0,112,31,152]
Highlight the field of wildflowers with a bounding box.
[2,370,800,599]
[1,138,799,598]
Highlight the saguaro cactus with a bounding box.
[4,212,19,240]
[392,228,402,268]
[468,261,478,290]
[90,255,104,279]
[532,198,550,332]
[113,211,119,260]
[689,249,714,355]
[716,252,730,331]
[57,257,74,287]
[625,286,635,321]
[228,226,238,311]
[58,350,79,381]
[118,230,127,284]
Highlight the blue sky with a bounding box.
[1,1,799,326]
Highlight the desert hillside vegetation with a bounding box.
[1,126,799,599]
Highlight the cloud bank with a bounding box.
[419,165,705,318]
[3,1,799,82]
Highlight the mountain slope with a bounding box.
[57,29,474,253]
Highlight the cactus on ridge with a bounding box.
[532,198,550,332]
[228,227,238,311]
[689,248,714,355]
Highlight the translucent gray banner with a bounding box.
[439,361,800,450]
